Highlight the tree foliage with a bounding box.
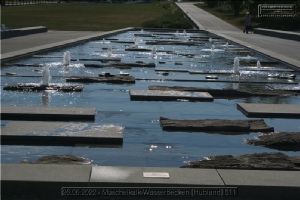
[203,0,299,16]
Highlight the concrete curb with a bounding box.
[1,26,48,39]
[1,164,300,199]
[1,106,96,121]
[253,28,300,41]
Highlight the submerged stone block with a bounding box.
[245,132,300,151]
[21,155,92,165]
[181,152,300,170]
[3,83,84,92]
[129,90,213,102]
[149,85,300,98]
[66,75,135,84]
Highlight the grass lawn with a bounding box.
[1,3,170,31]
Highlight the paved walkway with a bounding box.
[177,2,300,69]
[1,30,104,54]
[1,28,132,62]
[2,164,300,199]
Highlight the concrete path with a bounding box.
[178,3,239,31]
[1,30,104,54]
[2,164,300,199]
[1,28,132,62]
[176,2,300,69]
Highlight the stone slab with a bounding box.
[218,169,300,186]
[1,106,96,121]
[155,68,189,73]
[1,121,123,146]
[237,103,300,118]
[1,163,300,199]
[242,67,295,72]
[189,68,295,74]
[217,169,300,199]
[148,85,300,98]
[66,75,135,84]
[189,70,232,74]
[1,164,91,195]
[90,166,223,186]
[136,78,299,85]
[3,83,84,92]
[129,90,214,102]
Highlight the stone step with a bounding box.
[1,121,122,147]
[237,103,300,118]
[1,106,96,121]
[129,90,213,102]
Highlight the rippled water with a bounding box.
[1,29,300,167]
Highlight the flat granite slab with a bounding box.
[1,121,123,146]
[2,164,300,199]
[237,103,300,118]
[1,164,91,196]
[90,166,223,187]
[160,117,274,133]
[156,68,295,74]
[149,85,300,98]
[217,169,300,200]
[3,83,84,92]
[129,90,213,102]
[66,75,135,84]
[1,106,96,121]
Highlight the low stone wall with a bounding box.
[1,26,48,39]
[253,28,300,41]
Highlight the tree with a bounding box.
[229,0,244,16]
[204,0,219,8]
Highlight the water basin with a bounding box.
[1,29,299,167]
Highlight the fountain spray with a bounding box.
[40,66,51,86]
[257,61,261,68]
[63,51,71,66]
[233,57,240,74]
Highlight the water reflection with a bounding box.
[41,91,50,106]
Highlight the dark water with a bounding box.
[1,29,299,167]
